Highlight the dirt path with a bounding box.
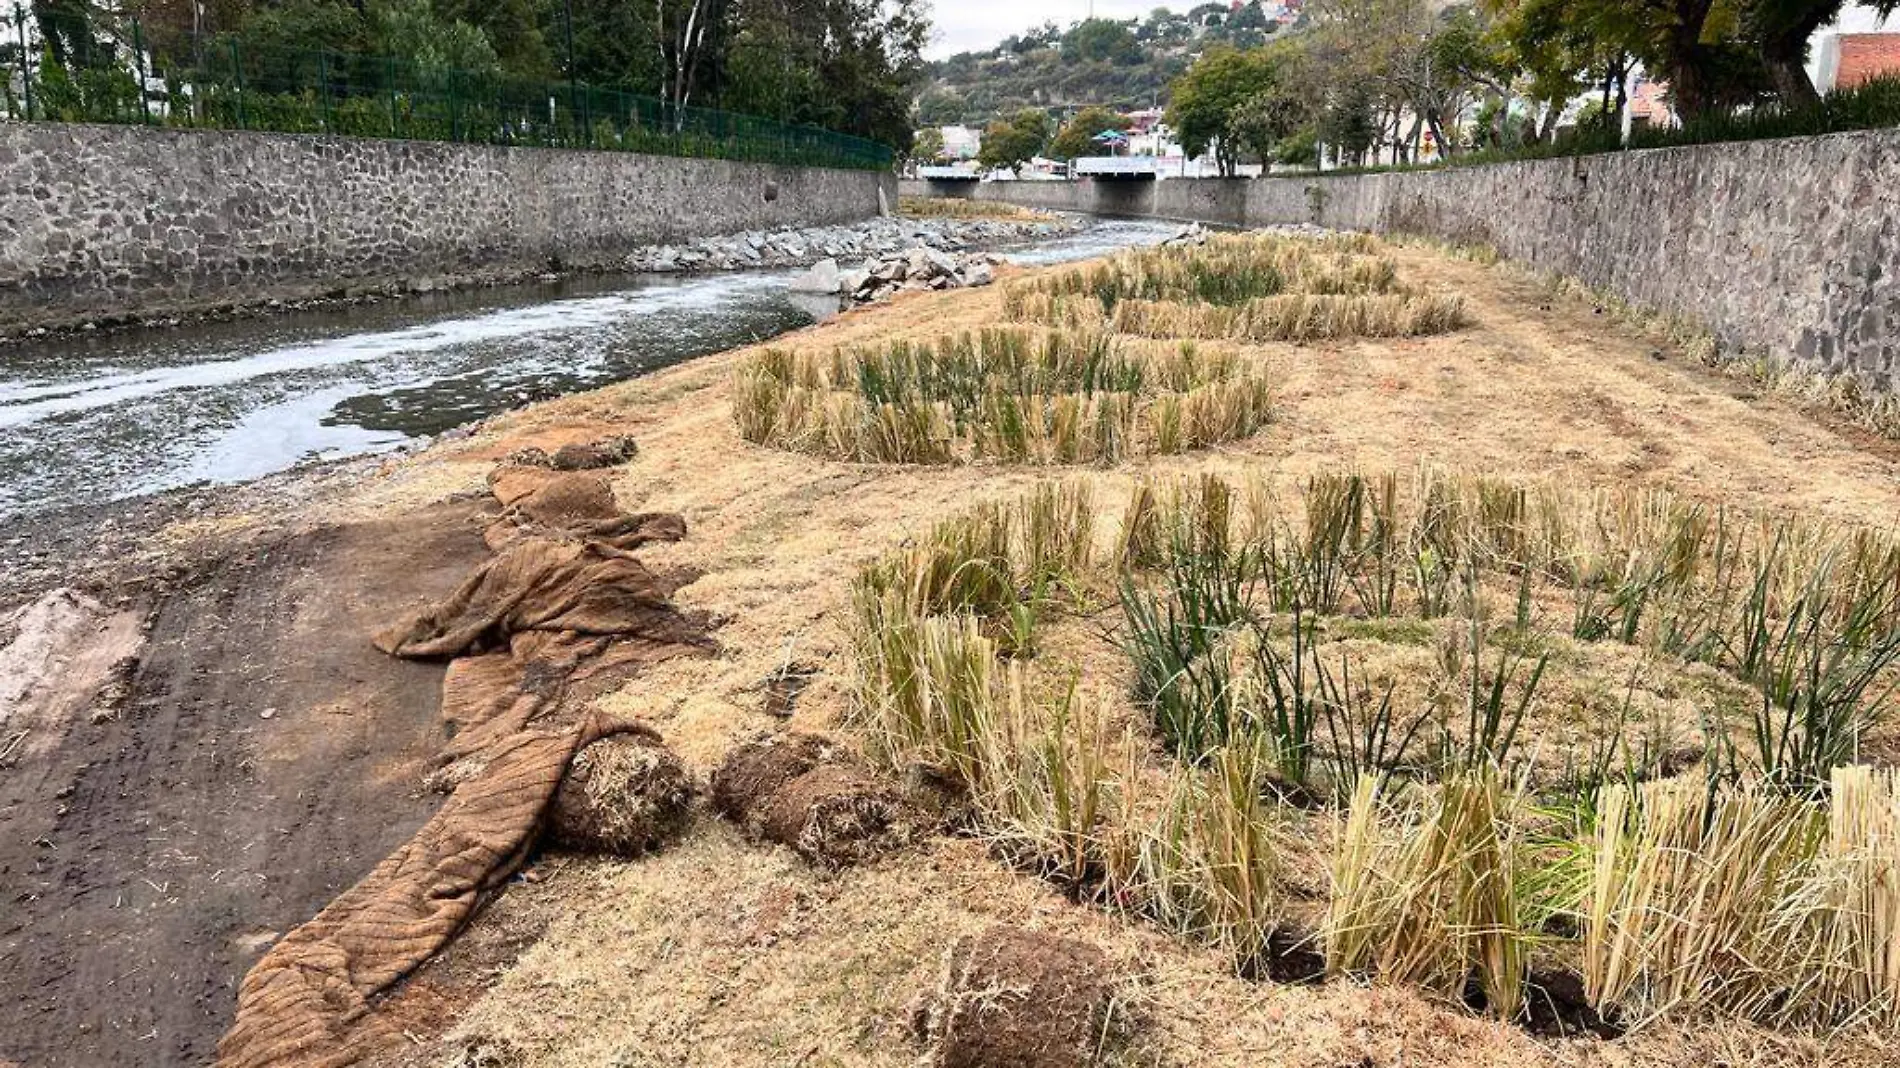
[0,500,492,1067]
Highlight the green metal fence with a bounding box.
[0,13,895,171]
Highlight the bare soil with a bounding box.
[0,500,493,1067]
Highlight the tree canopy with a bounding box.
[32,0,928,146]
[977,107,1053,172]
[1048,105,1133,159]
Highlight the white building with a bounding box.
[938,125,982,161]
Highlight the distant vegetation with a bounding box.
[921,0,1900,176]
[917,4,1309,126]
[1,0,929,149]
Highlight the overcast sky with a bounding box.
[922,1,1900,61]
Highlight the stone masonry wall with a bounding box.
[905,129,1900,393]
[0,122,897,331]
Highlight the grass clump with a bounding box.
[1326,769,1527,1019]
[1005,232,1406,314]
[840,473,1900,1031]
[897,196,1048,221]
[734,327,1271,465]
[1002,230,1468,343]
[1112,292,1470,343]
[1584,768,1900,1028]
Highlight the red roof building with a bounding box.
[1816,33,1900,92]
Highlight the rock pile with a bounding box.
[621,214,1075,276]
[791,246,1001,304]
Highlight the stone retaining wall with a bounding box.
[905,130,1899,393]
[0,122,897,331]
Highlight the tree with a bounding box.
[698,0,928,145]
[1743,0,1899,105]
[1226,85,1305,165]
[1048,105,1130,159]
[1064,18,1142,64]
[978,107,1051,172]
[436,0,553,78]
[373,0,499,75]
[1167,45,1275,175]
[539,0,663,92]
[911,126,945,162]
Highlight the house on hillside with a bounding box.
[1816,33,1900,92]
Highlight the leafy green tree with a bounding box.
[1167,45,1275,175]
[706,0,927,145]
[534,0,663,92]
[1048,105,1130,159]
[1743,0,1899,104]
[372,0,499,75]
[911,125,944,161]
[1317,81,1380,165]
[233,0,374,57]
[977,107,1051,172]
[437,0,553,78]
[1064,18,1142,64]
[1226,84,1305,165]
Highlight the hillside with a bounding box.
[918,2,1310,125]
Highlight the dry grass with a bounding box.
[1327,770,1526,1019]
[898,195,1051,221]
[1111,292,1470,343]
[1002,231,1467,343]
[734,328,1272,464]
[1586,767,1900,1028]
[285,232,1900,1066]
[838,468,1900,1028]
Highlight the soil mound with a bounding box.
[481,467,684,552]
[503,434,640,473]
[914,926,1118,1068]
[548,726,694,856]
[710,732,831,816]
[711,733,915,868]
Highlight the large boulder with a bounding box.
[789,257,842,294]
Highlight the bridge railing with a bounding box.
[0,16,895,172]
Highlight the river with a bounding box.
[0,218,1178,522]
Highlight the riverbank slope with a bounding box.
[6,239,1900,1067]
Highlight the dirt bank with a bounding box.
[0,500,493,1067]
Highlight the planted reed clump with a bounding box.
[1004,232,1406,316]
[1109,740,1285,970]
[733,327,1271,464]
[1325,769,1527,1019]
[1113,292,1470,343]
[847,484,1100,763]
[1120,467,1900,787]
[1585,768,1900,1029]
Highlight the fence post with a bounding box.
[317,51,329,131]
[229,38,245,129]
[386,56,397,137]
[449,68,460,142]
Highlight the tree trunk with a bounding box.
[1765,52,1822,107]
[1538,100,1560,142]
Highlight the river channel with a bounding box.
[0,218,1178,522]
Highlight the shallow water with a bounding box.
[0,218,1178,520]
